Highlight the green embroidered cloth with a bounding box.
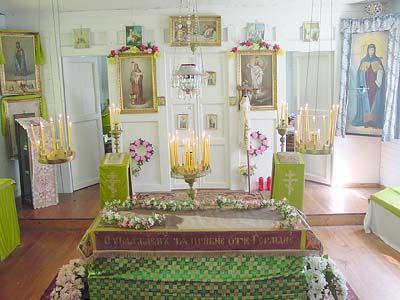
[370,187,400,218]
[0,179,20,261]
[99,153,131,208]
[88,255,308,299]
[271,152,305,211]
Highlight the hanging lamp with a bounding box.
[295,0,338,155]
[171,0,208,99]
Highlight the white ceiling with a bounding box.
[2,0,367,14]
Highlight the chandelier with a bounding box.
[365,1,383,16]
[294,0,338,155]
[171,0,208,99]
[30,114,74,164]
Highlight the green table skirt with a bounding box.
[0,179,20,261]
[88,255,308,299]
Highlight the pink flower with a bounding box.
[145,153,151,158]
[256,149,262,155]
[251,132,258,138]
[143,141,148,146]
[259,134,265,139]
[134,156,140,161]
[110,50,116,56]
[260,145,266,151]
[260,41,267,47]
[130,144,136,150]
[231,47,238,53]
[249,148,255,153]
[245,40,251,47]
[262,140,268,145]
[134,140,140,145]
[146,146,153,152]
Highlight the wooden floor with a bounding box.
[17,182,381,220]
[1,225,399,300]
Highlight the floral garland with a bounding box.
[50,259,87,300]
[228,40,283,59]
[102,210,166,230]
[249,131,269,156]
[129,138,154,177]
[107,43,160,64]
[105,197,302,230]
[305,256,348,300]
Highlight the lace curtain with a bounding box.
[337,13,400,141]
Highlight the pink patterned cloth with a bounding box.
[16,118,58,209]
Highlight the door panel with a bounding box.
[63,57,105,191]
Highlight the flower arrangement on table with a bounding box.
[238,164,257,177]
[305,255,348,300]
[249,130,269,156]
[50,259,87,300]
[228,40,283,59]
[129,138,154,177]
[107,43,160,64]
[101,197,303,230]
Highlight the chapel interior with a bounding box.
[0,0,400,299]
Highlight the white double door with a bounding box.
[63,56,105,191]
[168,52,230,189]
[290,51,334,185]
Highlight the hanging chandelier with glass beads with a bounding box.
[171,0,208,99]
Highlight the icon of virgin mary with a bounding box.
[351,44,385,129]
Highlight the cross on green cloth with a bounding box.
[271,152,305,211]
[99,153,131,208]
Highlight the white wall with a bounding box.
[5,0,384,191]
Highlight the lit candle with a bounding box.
[40,122,46,152]
[305,104,309,143]
[67,117,73,151]
[312,115,316,147]
[30,124,40,153]
[49,118,56,151]
[58,114,65,151]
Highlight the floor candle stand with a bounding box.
[171,167,211,201]
[110,123,123,153]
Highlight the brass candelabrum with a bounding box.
[276,119,288,153]
[110,123,123,153]
[171,165,211,201]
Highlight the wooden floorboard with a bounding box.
[1,226,399,300]
[17,182,381,221]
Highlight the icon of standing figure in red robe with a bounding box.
[130,61,144,105]
[352,44,385,129]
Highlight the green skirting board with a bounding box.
[88,255,308,299]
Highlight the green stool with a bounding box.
[271,152,305,210]
[0,179,21,261]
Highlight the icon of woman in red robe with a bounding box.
[352,44,385,129]
[130,61,144,105]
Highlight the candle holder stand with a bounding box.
[110,123,123,153]
[171,166,211,201]
[276,126,288,152]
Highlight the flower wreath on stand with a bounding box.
[249,131,269,156]
[129,138,154,177]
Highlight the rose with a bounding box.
[143,141,148,147]
[134,140,140,145]
[134,156,140,161]
[262,140,268,145]
[260,41,267,47]
[152,46,158,53]
[259,134,265,140]
[129,144,136,150]
[146,146,153,152]
[260,145,266,151]
[110,49,116,56]
[245,40,251,47]
[256,149,262,155]
[231,47,238,53]
[139,44,146,51]
[251,132,258,138]
[249,148,255,154]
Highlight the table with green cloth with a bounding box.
[0,178,20,261]
[99,153,131,208]
[78,204,322,299]
[271,152,305,210]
